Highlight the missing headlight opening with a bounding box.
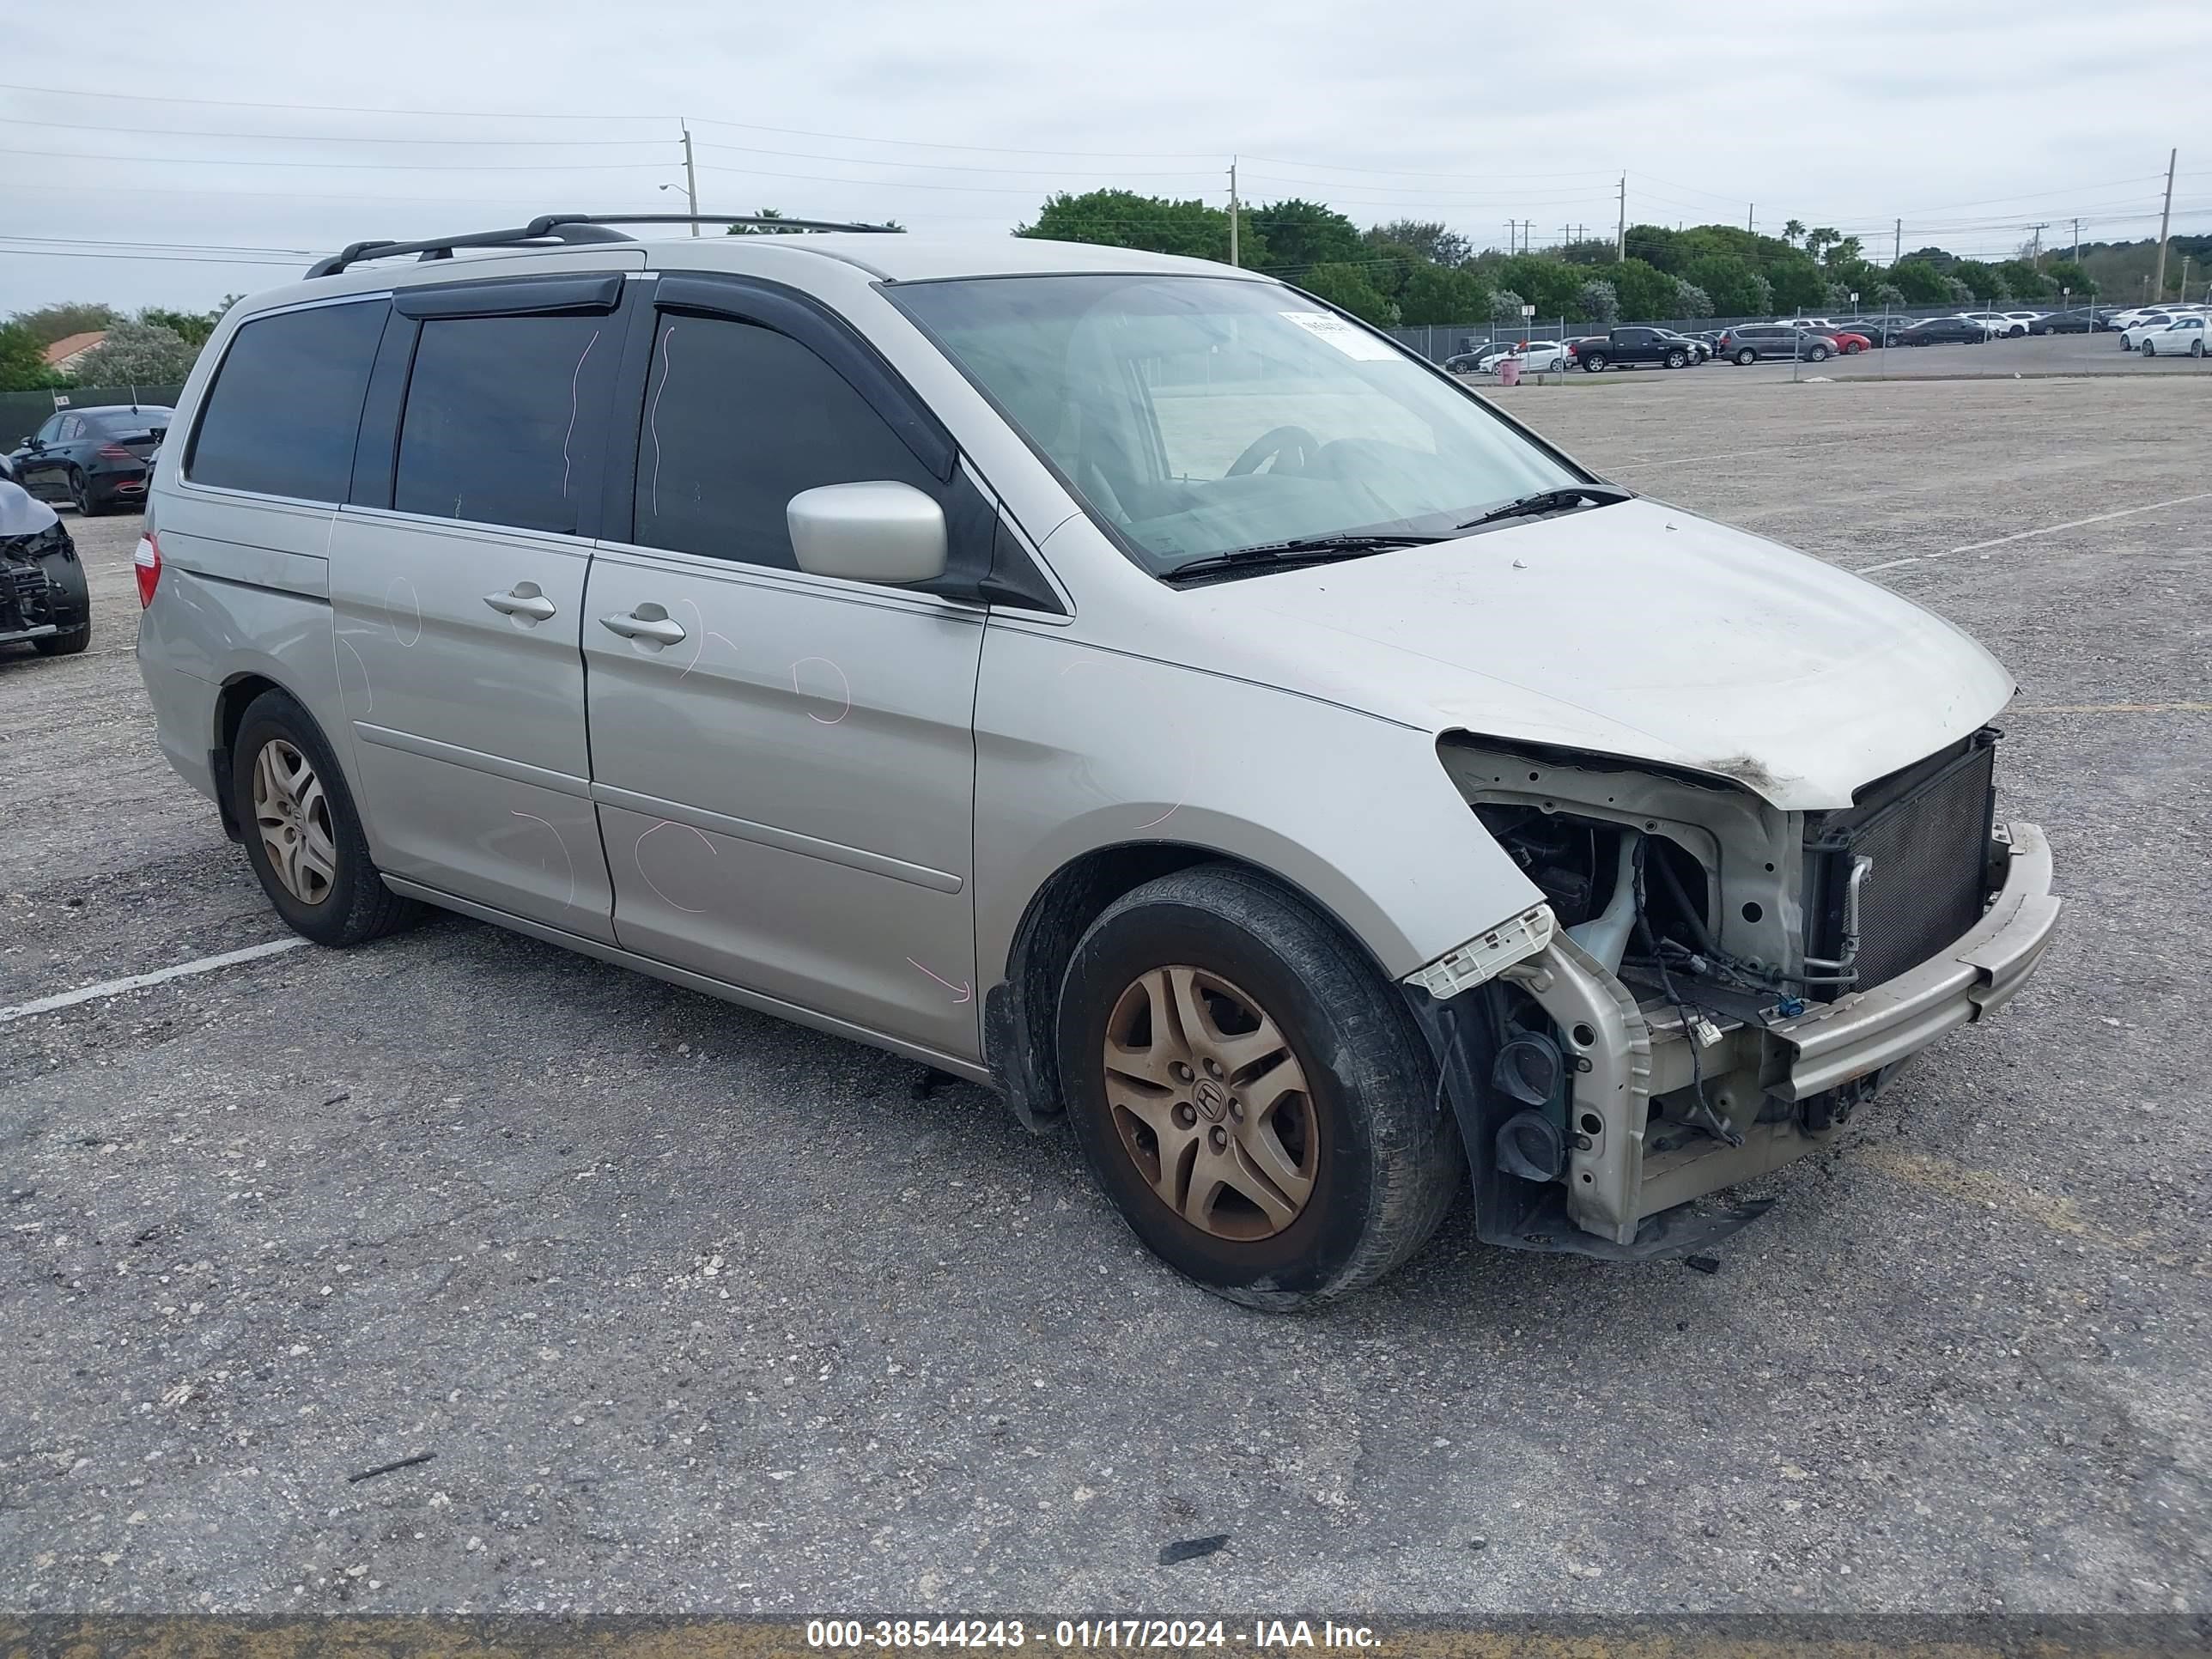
[1425,732,2034,1257]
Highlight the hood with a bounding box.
[1184,499,2013,811]
[0,479,60,539]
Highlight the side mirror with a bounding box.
[787,481,946,586]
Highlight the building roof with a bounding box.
[42,331,107,368]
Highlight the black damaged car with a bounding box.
[0,478,91,658]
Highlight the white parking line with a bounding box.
[0,937,307,1024]
[1850,492,2212,574]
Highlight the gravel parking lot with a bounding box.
[3,373,2209,1621]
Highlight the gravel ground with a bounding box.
[2,373,2208,1622]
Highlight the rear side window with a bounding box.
[189,301,386,501]
[630,313,936,569]
[393,313,616,536]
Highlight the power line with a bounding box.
[0,145,669,173]
[0,115,670,149]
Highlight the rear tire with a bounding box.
[2142,340,2155,356]
[28,550,89,654]
[1057,865,1461,1310]
[1582,353,1607,372]
[229,689,421,947]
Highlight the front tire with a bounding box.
[229,690,421,947]
[1057,866,1461,1309]
[1734,347,1756,365]
[1664,349,1687,368]
[1807,343,1831,362]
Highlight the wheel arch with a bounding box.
[210,671,353,843]
[983,840,1401,1130]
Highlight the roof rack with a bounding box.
[306,212,901,278]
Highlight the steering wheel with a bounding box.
[1225,425,1322,478]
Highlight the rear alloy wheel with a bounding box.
[1059,866,1460,1308]
[1582,353,1607,372]
[231,690,420,947]
[67,470,95,516]
[2193,340,2204,359]
[1735,347,1756,365]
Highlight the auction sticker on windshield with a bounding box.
[1279,310,1401,360]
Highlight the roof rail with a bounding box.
[306,212,901,278]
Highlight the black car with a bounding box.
[1838,315,1913,346]
[5,404,173,516]
[2032,308,2100,334]
[0,479,90,657]
[1896,317,1989,346]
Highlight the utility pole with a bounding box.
[1228,156,1239,267]
[2070,217,2081,264]
[1747,204,1754,234]
[2152,146,2176,301]
[2027,222,2049,265]
[1893,219,1902,264]
[1616,173,1626,261]
[679,119,700,234]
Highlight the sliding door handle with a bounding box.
[599,609,688,646]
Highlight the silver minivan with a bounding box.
[135,214,2062,1306]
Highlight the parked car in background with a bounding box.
[1817,326,1873,355]
[1998,311,2046,336]
[1715,323,1836,363]
[1571,326,1701,371]
[0,477,90,657]
[1954,312,2012,338]
[2033,309,2099,333]
[1655,328,1710,363]
[2121,317,2183,351]
[1838,316,1911,346]
[2136,316,2207,356]
[5,404,173,515]
[1896,316,1991,347]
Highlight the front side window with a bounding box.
[890,274,1577,574]
[33,416,63,444]
[629,313,937,569]
[395,313,616,535]
[189,301,386,501]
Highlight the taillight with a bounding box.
[134,532,161,608]
[96,443,134,460]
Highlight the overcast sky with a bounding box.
[3,0,2208,315]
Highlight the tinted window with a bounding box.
[34,416,63,444]
[632,313,936,568]
[395,313,617,535]
[190,301,386,501]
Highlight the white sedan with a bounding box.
[2134,315,2208,357]
[1478,339,1569,373]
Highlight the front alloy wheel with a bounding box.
[1059,865,1461,1308]
[1103,966,1318,1241]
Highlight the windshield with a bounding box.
[889,274,1581,573]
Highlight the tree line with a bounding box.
[1018,190,2107,328]
[0,299,234,393]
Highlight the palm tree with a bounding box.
[1782,219,1805,245]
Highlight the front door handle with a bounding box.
[483,583,556,622]
[599,608,688,646]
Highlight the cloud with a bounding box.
[2,0,2207,313]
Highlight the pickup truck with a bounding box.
[1571,326,1700,371]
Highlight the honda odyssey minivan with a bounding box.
[135,214,2062,1306]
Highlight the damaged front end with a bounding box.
[1404,732,2062,1258]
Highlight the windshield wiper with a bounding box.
[1163,532,1448,583]
[1456,485,1631,531]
